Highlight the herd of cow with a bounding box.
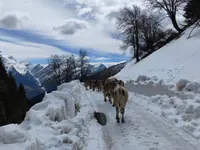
[84,77,129,123]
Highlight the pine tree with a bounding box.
[0,81,8,126]
[0,56,8,126]
[184,0,200,26]
[6,72,18,123]
[0,56,7,81]
[16,83,27,123]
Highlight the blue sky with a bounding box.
[0,0,143,64]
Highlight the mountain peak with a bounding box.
[2,55,29,75]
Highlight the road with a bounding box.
[89,91,200,150]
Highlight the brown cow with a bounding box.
[118,80,125,87]
[112,86,128,123]
[84,80,90,90]
[103,77,118,103]
[97,80,103,92]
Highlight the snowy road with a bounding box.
[90,91,200,150]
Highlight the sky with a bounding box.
[0,0,183,65]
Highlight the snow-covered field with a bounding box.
[0,81,105,150]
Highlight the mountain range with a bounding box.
[1,54,114,99]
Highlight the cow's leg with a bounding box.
[108,94,112,104]
[93,86,95,91]
[113,99,116,107]
[104,92,107,102]
[121,108,125,123]
[116,107,120,123]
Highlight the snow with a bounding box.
[108,26,200,146]
[2,25,200,149]
[2,79,200,149]
[89,90,200,150]
[115,26,200,84]
[2,54,29,75]
[120,76,200,140]
[0,80,105,150]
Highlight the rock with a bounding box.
[94,112,107,126]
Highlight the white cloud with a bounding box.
[0,0,144,61]
[0,0,75,31]
[77,7,92,16]
[62,27,123,54]
[93,57,110,61]
[0,40,69,60]
[53,19,89,35]
[0,11,29,29]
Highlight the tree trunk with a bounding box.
[170,14,183,33]
[132,34,136,60]
[135,22,140,62]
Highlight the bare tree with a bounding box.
[140,12,163,52]
[117,6,142,62]
[78,49,88,79]
[48,55,62,85]
[146,0,186,33]
[63,55,76,82]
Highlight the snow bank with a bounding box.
[115,27,200,84]
[176,79,200,93]
[0,80,105,150]
[127,76,200,140]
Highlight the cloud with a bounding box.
[0,11,29,29]
[93,57,110,61]
[53,19,89,35]
[77,7,93,16]
[62,27,123,54]
[0,39,69,60]
[106,10,120,20]
[0,0,76,31]
[0,0,143,63]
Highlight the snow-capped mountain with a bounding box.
[88,63,106,75]
[30,62,107,92]
[2,55,44,99]
[3,55,29,75]
[30,64,56,92]
[87,61,126,79]
[29,64,44,79]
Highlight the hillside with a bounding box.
[115,26,200,84]
[112,26,200,140]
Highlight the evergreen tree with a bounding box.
[16,83,27,123]
[184,0,200,25]
[0,81,8,126]
[0,56,7,81]
[6,72,18,123]
[0,55,28,125]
